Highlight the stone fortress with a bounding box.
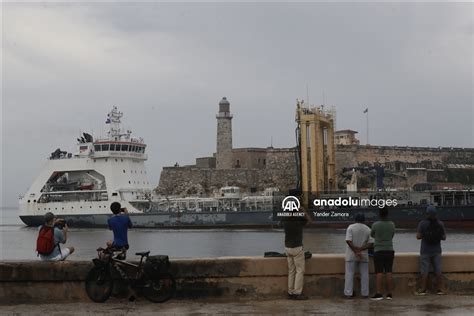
[156,97,474,196]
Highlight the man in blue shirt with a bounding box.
[107,202,133,250]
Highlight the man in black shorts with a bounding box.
[370,208,396,300]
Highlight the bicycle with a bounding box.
[85,247,176,303]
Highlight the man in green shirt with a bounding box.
[370,208,395,300]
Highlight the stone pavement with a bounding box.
[1,295,474,315]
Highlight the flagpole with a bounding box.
[363,107,369,145]
[366,109,369,145]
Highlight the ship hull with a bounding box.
[19,205,474,229]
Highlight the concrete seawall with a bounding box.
[2,252,474,302]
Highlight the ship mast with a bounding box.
[107,106,131,141]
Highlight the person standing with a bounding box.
[344,213,373,298]
[370,208,395,300]
[415,205,446,295]
[282,208,311,300]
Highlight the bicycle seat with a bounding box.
[135,251,150,257]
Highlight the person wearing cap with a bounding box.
[415,205,446,296]
[344,213,373,298]
[38,212,75,261]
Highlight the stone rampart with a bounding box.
[2,253,474,302]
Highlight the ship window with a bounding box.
[110,144,115,151]
[28,200,30,203]
[123,170,126,173]
[129,181,131,184]
[131,145,136,152]
[94,145,101,151]
[34,200,36,202]
[121,145,128,151]
[102,144,109,151]
[112,193,118,196]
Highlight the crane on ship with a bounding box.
[294,99,336,208]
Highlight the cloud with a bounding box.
[2,2,472,207]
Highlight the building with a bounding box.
[335,130,360,145]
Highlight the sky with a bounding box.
[1,2,473,207]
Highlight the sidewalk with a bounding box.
[1,295,474,315]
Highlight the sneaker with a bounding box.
[436,290,445,295]
[370,293,383,301]
[293,294,309,300]
[414,289,427,296]
[287,294,296,300]
[386,293,392,300]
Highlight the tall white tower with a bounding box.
[216,97,233,169]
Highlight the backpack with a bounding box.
[423,219,444,244]
[144,255,170,278]
[36,226,56,255]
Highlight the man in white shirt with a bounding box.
[344,213,373,298]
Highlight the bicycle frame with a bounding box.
[94,248,148,281]
[110,255,146,280]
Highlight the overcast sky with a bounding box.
[1,2,473,207]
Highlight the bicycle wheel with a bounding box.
[85,266,114,303]
[142,273,176,303]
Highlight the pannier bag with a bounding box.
[145,255,170,277]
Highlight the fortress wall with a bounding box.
[156,167,279,196]
[354,146,474,166]
[156,146,474,195]
[335,145,474,172]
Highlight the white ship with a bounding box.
[19,106,154,226]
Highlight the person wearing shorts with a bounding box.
[39,212,75,261]
[370,208,395,300]
[415,205,446,295]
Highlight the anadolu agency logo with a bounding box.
[282,196,300,212]
[276,196,305,218]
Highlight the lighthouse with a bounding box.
[216,97,233,169]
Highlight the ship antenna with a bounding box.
[306,84,310,107]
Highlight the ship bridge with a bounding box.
[74,106,148,160]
